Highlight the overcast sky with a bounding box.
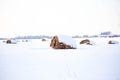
[0,0,120,38]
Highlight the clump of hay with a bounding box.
[42,38,46,41]
[108,40,119,44]
[50,35,76,49]
[3,40,6,43]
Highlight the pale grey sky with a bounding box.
[0,0,120,37]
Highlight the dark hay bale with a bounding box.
[108,40,113,44]
[6,40,11,44]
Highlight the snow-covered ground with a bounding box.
[0,38,120,80]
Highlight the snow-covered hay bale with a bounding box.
[42,38,46,41]
[50,35,77,49]
[80,39,95,45]
[6,39,17,44]
[80,39,90,44]
[108,40,119,44]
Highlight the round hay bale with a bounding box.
[80,39,90,44]
[80,39,95,45]
[25,40,28,42]
[6,40,11,44]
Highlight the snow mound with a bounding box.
[58,34,77,48]
[11,39,18,44]
[89,40,95,45]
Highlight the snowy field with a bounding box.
[0,38,120,80]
